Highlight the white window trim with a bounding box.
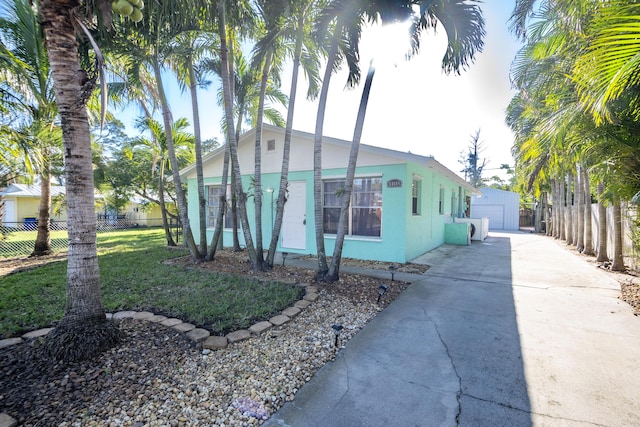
[322,175,383,238]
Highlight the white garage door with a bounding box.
[473,205,504,230]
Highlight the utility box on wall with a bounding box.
[444,222,471,245]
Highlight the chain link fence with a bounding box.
[0,217,182,259]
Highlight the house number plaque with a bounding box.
[387,179,402,188]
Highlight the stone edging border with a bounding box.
[0,283,319,352]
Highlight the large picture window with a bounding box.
[323,177,382,237]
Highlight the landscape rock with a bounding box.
[160,318,183,327]
[282,307,301,318]
[269,314,290,326]
[249,321,273,335]
[303,292,319,302]
[294,300,312,309]
[22,328,53,339]
[203,336,228,350]
[112,311,137,319]
[133,311,154,320]
[0,338,22,350]
[186,328,210,343]
[173,322,196,333]
[226,329,252,343]
[0,413,17,427]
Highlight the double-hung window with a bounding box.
[323,177,382,237]
[207,186,224,227]
[207,185,237,229]
[412,179,421,215]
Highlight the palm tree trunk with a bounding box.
[543,192,550,236]
[596,182,609,263]
[32,169,52,256]
[611,198,625,271]
[187,53,207,257]
[534,195,541,233]
[253,50,274,270]
[158,160,176,246]
[550,181,556,237]
[40,0,119,361]
[582,167,594,256]
[573,172,581,248]
[217,1,258,269]
[576,167,585,251]
[151,54,199,260]
[266,14,305,268]
[559,178,566,240]
[230,113,244,252]
[206,144,230,260]
[552,180,557,238]
[326,63,375,282]
[314,18,343,280]
[565,173,573,245]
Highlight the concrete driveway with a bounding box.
[265,231,640,426]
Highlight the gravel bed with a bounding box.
[0,286,397,426]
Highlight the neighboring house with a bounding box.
[471,187,520,231]
[0,183,169,229]
[121,196,174,227]
[0,183,67,228]
[179,124,478,263]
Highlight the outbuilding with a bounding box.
[471,187,520,231]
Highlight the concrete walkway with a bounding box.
[265,231,640,426]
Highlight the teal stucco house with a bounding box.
[180,124,477,263]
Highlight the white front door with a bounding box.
[281,181,306,250]
[2,200,15,225]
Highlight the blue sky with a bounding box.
[126,1,522,180]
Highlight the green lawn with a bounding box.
[0,228,302,338]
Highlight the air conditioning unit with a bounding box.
[454,217,489,241]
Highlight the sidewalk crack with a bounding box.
[425,309,462,425]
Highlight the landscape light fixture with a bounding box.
[388,265,398,281]
[282,252,288,266]
[377,284,388,303]
[331,323,343,347]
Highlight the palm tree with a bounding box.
[0,0,61,256]
[38,0,120,360]
[582,165,594,255]
[572,1,640,125]
[264,0,323,268]
[314,0,485,281]
[167,31,218,256]
[133,116,195,245]
[611,198,625,271]
[216,0,260,269]
[595,181,609,263]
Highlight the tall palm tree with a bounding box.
[38,0,120,360]
[313,0,485,281]
[167,31,218,257]
[264,0,323,268]
[595,181,609,263]
[582,165,594,256]
[1,0,61,256]
[216,0,260,269]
